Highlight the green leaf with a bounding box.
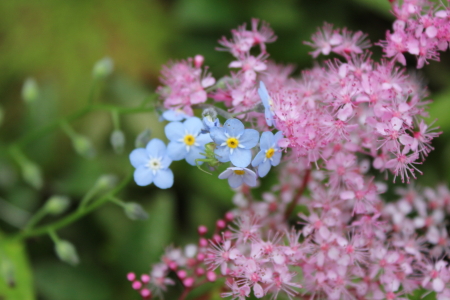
[0,233,35,300]
[350,0,392,17]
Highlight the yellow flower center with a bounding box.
[266,148,275,159]
[227,137,239,149]
[234,170,245,175]
[184,134,195,146]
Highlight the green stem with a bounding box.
[12,172,132,241]
[24,206,48,230]
[284,169,311,221]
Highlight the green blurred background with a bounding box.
[0,0,450,299]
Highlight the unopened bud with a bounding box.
[135,128,152,148]
[21,78,39,103]
[95,174,118,190]
[55,240,79,266]
[110,130,125,154]
[72,135,96,158]
[194,55,204,68]
[92,57,114,80]
[124,202,148,220]
[22,161,43,189]
[45,195,70,215]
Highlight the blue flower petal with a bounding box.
[243,170,257,186]
[260,131,274,150]
[271,151,282,166]
[239,129,260,149]
[228,174,244,188]
[210,127,227,144]
[165,122,185,141]
[230,148,251,167]
[265,109,274,127]
[162,109,188,122]
[134,166,154,186]
[215,146,230,163]
[146,139,167,158]
[167,141,187,161]
[218,168,234,179]
[258,160,272,177]
[185,146,203,166]
[251,151,265,167]
[154,169,174,189]
[223,118,245,137]
[160,154,173,169]
[196,132,213,146]
[130,148,148,168]
[274,131,284,145]
[258,81,270,107]
[184,117,203,135]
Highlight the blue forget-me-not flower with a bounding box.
[129,138,174,189]
[258,81,276,127]
[165,117,213,166]
[210,118,259,168]
[251,131,283,177]
[218,167,257,188]
[161,109,189,122]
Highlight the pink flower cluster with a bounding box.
[131,1,450,299]
[378,0,450,68]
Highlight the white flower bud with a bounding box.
[110,130,125,154]
[45,195,70,215]
[72,135,96,158]
[55,240,79,266]
[21,78,39,103]
[123,202,148,220]
[92,57,114,80]
[95,174,118,190]
[22,161,43,189]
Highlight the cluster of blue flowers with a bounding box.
[129,82,282,189]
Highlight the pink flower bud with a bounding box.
[223,230,232,240]
[197,253,205,261]
[183,277,195,288]
[141,274,150,284]
[127,272,136,281]
[168,261,178,270]
[198,225,208,235]
[132,280,142,290]
[177,270,187,279]
[216,219,226,229]
[194,55,204,68]
[196,267,205,276]
[213,234,221,243]
[199,238,208,248]
[140,288,152,299]
[206,271,217,282]
[225,212,234,222]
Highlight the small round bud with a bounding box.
[92,57,114,79]
[55,240,79,266]
[198,225,208,235]
[72,135,96,158]
[110,130,125,154]
[195,267,205,276]
[140,288,152,299]
[21,78,39,103]
[95,174,118,190]
[199,238,208,248]
[22,161,43,189]
[168,261,178,270]
[183,277,194,288]
[194,55,204,68]
[132,280,142,290]
[223,231,232,240]
[225,212,234,222]
[177,270,187,279]
[127,272,136,281]
[124,202,149,221]
[212,234,221,243]
[141,274,150,284]
[45,195,70,215]
[206,271,217,282]
[135,129,152,148]
[216,219,226,229]
[196,253,205,261]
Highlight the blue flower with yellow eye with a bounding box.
[210,118,259,168]
[251,131,283,177]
